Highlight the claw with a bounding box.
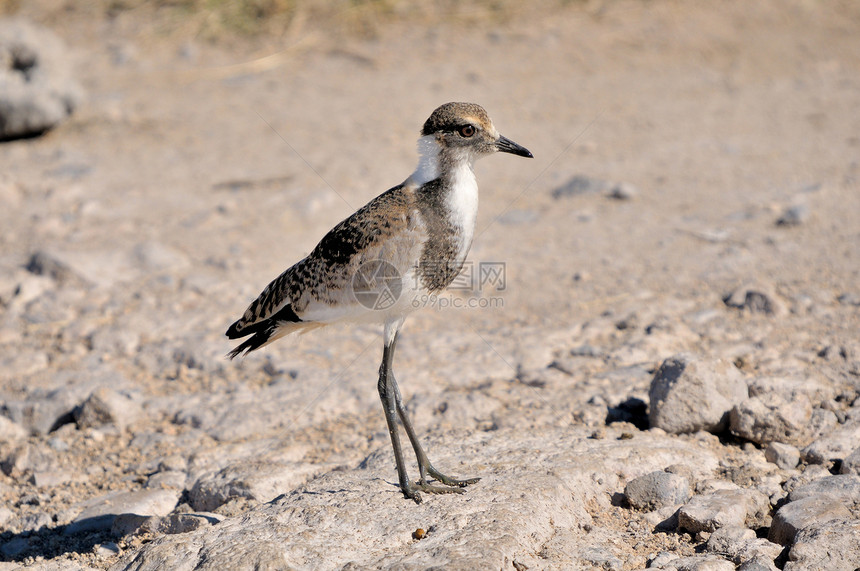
[379,331,480,503]
[408,481,468,497]
[426,465,480,488]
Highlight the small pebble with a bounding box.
[775,204,809,226]
[607,182,638,200]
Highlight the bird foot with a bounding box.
[427,466,480,488]
[401,481,470,504]
[401,472,480,503]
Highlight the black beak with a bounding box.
[496,135,533,158]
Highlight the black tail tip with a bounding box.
[225,321,244,339]
[226,327,273,360]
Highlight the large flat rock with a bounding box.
[110,427,719,570]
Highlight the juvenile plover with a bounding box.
[226,102,532,502]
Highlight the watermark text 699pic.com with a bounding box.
[412,261,507,310]
[351,260,507,311]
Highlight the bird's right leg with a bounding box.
[377,338,421,503]
[391,376,479,490]
[383,331,478,491]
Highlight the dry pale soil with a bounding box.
[0,1,859,570]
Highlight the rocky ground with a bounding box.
[1,0,859,569]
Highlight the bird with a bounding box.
[226,102,533,502]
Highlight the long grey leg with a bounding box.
[385,331,480,491]
[377,333,420,502]
[391,374,480,489]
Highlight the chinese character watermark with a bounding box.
[352,260,507,311]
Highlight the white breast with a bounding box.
[408,137,479,265]
[445,161,479,263]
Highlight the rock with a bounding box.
[735,541,782,567]
[706,526,781,566]
[551,174,608,199]
[27,247,136,289]
[840,447,860,475]
[1,442,56,477]
[16,561,100,571]
[607,182,638,200]
[648,354,748,434]
[25,250,87,286]
[650,552,680,568]
[837,292,860,306]
[581,546,624,569]
[705,525,755,556]
[787,474,860,508]
[16,511,51,532]
[104,424,721,570]
[737,559,778,571]
[722,284,786,316]
[729,393,812,446]
[0,19,83,140]
[678,490,750,534]
[111,513,153,537]
[96,542,121,558]
[74,387,142,430]
[678,486,768,534]
[113,512,223,537]
[782,464,832,494]
[802,419,860,465]
[747,375,834,405]
[154,512,224,535]
[0,269,54,311]
[696,478,741,494]
[775,204,809,226]
[145,470,187,490]
[30,469,75,487]
[1,387,80,435]
[659,554,736,570]
[767,495,852,545]
[624,470,690,511]
[189,461,319,512]
[764,442,800,469]
[65,489,180,535]
[784,518,860,570]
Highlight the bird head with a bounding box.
[421,102,533,161]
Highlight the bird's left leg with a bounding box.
[387,333,480,490]
[378,332,420,502]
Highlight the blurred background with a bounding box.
[0,0,858,567]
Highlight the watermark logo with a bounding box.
[422,261,507,292]
[352,260,402,310]
[480,262,506,291]
[352,260,507,311]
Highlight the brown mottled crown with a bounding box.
[421,102,491,136]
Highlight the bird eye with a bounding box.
[458,125,475,138]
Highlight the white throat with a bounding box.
[409,135,442,186]
[408,135,479,259]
